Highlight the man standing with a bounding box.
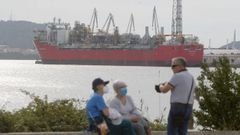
[156,57,196,135]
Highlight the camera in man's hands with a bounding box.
[155,84,162,93]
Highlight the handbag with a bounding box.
[173,77,194,128]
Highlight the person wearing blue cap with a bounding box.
[86,78,136,135]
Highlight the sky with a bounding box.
[0,0,240,48]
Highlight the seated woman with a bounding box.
[109,81,151,135]
[86,78,135,135]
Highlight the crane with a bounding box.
[89,8,98,33]
[152,6,160,36]
[102,13,115,34]
[126,13,135,34]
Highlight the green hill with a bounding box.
[0,20,45,49]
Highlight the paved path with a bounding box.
[1,131,240,135]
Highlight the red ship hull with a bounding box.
[34,41,203,66]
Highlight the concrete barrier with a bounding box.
[1,131,240,135]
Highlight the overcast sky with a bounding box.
[0,0,239,48]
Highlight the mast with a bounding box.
[234,29,237,42]
[171,0,176,36]
[233,29,237,49]
[171,0,183,36]
[176,0,183,35]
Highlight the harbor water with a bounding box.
[0,60,201,121]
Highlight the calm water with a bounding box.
[0,60,201,121]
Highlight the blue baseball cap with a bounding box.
[92,78,109,91]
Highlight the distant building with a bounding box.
[204,48,240,67]
[204,29,240,66]
[220,29,239,49]
[220,41,240,50]
[0,45,37,59]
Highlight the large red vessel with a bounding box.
[34,41,203,66]
[33,4,204,66]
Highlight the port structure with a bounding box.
[34,1,200,47]
[171,0,183,36]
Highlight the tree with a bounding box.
[194,57,240,130]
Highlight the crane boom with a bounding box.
[102,13,115,34]
[152,6,160,36]
[126,13,135,34]
[89,8,98,33]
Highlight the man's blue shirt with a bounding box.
[86,93,107,118]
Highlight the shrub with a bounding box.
[0,90,88,132]
[149,119,167,131]
[0,110,15,132]
[194,57,240,130]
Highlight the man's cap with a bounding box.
[113,80,127,90]
[92,78,109,90]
